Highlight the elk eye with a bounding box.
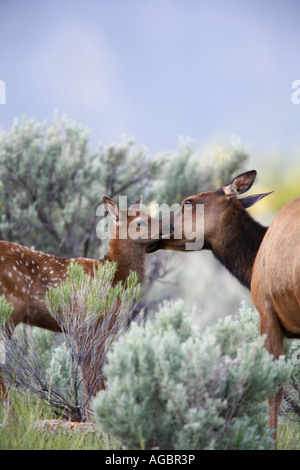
[185,200,194,205]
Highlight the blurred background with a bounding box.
[1,0,300,154]
[1,0,300,324]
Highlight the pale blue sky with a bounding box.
[1,0,300,158]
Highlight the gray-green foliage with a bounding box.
[98,136,162,203]
[0,115,250,322]
[93,300,292,450]
[47,342,73,392]
[157,136,248,206]
[2,261,141,421]
[46,261,141,326]
[0,115,100,256]
[27,327,58,371]
[0,116,248,259]
[0,116,162,258]
[231,301,300,421]
[282,338,300,418]
[45,261,142,406]
[0,296,14,365]
[0,295,14,329]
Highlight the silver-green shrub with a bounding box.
[1,261,141,421]
[0,296,14,366]
[47,342,73,393]
[0,116,163,258]
[0,295,14,330]
[93,300,292,450]
[282,339,300,418]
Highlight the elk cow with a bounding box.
[147,170,299,446]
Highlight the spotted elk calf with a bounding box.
[0,195,172,405]
[148,170,300,447]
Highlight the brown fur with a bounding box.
[151,170,298,447]
[0,196,169,405]
[251,197,300,440]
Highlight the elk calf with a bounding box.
[0,195,172,404]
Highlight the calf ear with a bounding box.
[239,191,273,209]
[222,170,257,196]
[102,196,119,221]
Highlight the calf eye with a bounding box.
[184,200,194,205]
[136,220,146,227]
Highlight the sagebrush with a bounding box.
[93,300,292,450]
[1,262,141,421]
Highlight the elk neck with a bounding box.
[104,237,146,285]
[209,202,268,289]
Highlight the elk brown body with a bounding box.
[151,170,298,447]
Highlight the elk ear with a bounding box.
[102,196,119,221]
[129,195,142,209]
[222,170,257,196]
[239,191,273,209]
